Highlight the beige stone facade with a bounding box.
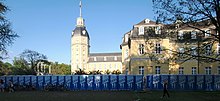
[120,18,220,75]
[71,1,122,74]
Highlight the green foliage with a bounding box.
[0,61,12,75]
[11,57,35,75]
[20,49,47,72]
[51,62,71,75]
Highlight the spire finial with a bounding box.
[76,0,85,27]
[79,0,82,17]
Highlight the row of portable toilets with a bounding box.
[0,75,220,91]
[0,75,143,91]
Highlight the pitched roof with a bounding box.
[72,26,90,39]
[88,52,122,62]
[89,52,121,57]
[135,19,159,26]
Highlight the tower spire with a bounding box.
[76,0,85,27]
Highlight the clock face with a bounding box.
[82,30,86,35]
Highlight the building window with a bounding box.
[139,44,144,55]
[155,26,161,34]
[125,49,129,58]
[191,46,197,56]
[155,66,161,74]
[155,43,161,54]
[218,66,220,74]
[99,64,102,70]
[179,47,184,56]
[114,64,117,70]
[205,67,211,75]
[178,31,184,40]
[139,66,144,75]
[205,44,211,55]
[94,64,96,71]
[104,57,107,61]
[139,26,144,35]
[94,57,97,61]
[179,67,184,74]
[104,64,106,70]
[205,30,211,37]
[114,56,117,61]
[192,67,197,75]
[145,19,150,23]
[126,68,129,75]
[191,31,197,39]
[125,34,129,42]
[217,43,220,54]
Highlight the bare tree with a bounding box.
[20,49,47,72]
[0,1,18,59]
[152,0,220,63]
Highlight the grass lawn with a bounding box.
[0,90,220,101]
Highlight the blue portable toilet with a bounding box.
[187,75,196,90]
[135,75,143,91]
[72,75,79,90]
[178,75,187,90]
[110,75,118,90]
[24,76,31,85]
[18,76,25,86]
[214,75,220,91]
[0,76,5,82]
[152,75,160,89]
[87,75,94,90]
[205,75,214,91]
[146,75,153,90]
[127,75,134,90]
[12,76,19,86]
[79,75,87,90]
[51,76,58,86]
[160,75,169,89]
[170,75,178,90]
[37,76,44,90]
[196,75,205,90]
[58,76,65,85]
[31,76,37,88]
[118,75,126,90]
[94,75,101,90]
[43,76,51,87]
[64,75,72,90]
[102,75,110,90]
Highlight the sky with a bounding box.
[3,0,155,64]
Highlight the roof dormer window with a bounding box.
[94,57,97,61]
[82,30,86,35]
[191,31,197,39]
[114,56,117,61]
[104,57,107,61]
[139,26,144,35]
[125,34,128,42]
[205,30,211,37]
[155,26,161,34]
[145,19,150,23]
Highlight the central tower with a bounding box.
[71,0,90,73]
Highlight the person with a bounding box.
[8,80,14,92]
[0,79,5,92]
[162,80,170,98]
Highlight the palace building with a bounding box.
[120,18,220,75]
[71,1,219,75]
[71,1,122,74]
